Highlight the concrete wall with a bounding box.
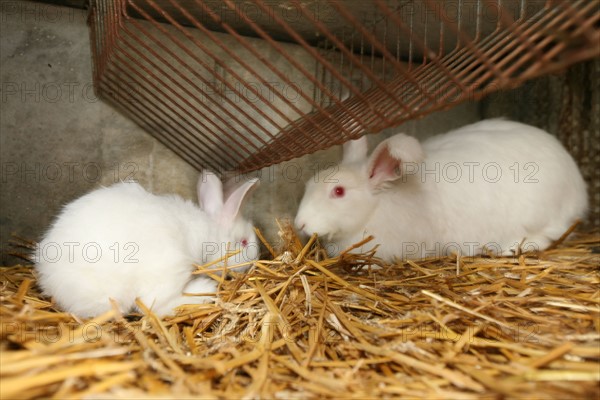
[0,3,198,264]
[3,2,596,265]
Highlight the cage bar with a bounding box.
[88,0,600,173]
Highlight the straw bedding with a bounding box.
[1,223,599,399]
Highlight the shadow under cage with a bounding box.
[88,0,599,175]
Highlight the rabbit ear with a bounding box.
[220,177,259,227]
[342,136,368,164]
[222,173,258,200]
[367,134,424,189]
[197,171,224,218]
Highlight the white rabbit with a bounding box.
[295,119,588,261]
[34,171,259,318]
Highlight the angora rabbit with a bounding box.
[35,171,259,318]
[295,119,587,261]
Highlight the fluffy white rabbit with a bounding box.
[295,119,588,261]
[35,171,259,318]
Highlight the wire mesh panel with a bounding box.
[88,0,599,173]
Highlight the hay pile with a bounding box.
[1,224,599,399]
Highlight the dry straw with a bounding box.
[1,223,599,399]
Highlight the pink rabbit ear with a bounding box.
[222,172,258,200]
[342,136,368,164]
[197,171,224,219]
[219,177,259,228]
[367,134,424,189]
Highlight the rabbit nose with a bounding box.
[295,218,306,232]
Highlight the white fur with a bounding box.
[295,119,588,261]
[35,172,259,318]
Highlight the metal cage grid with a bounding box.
[88,0,599,173]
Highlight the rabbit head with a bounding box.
[295,133,424,249]
[197,171,259,273]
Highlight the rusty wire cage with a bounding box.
[88,0,599,174]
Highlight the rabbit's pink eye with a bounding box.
[332,186,345,198]
[241,239,248,247]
